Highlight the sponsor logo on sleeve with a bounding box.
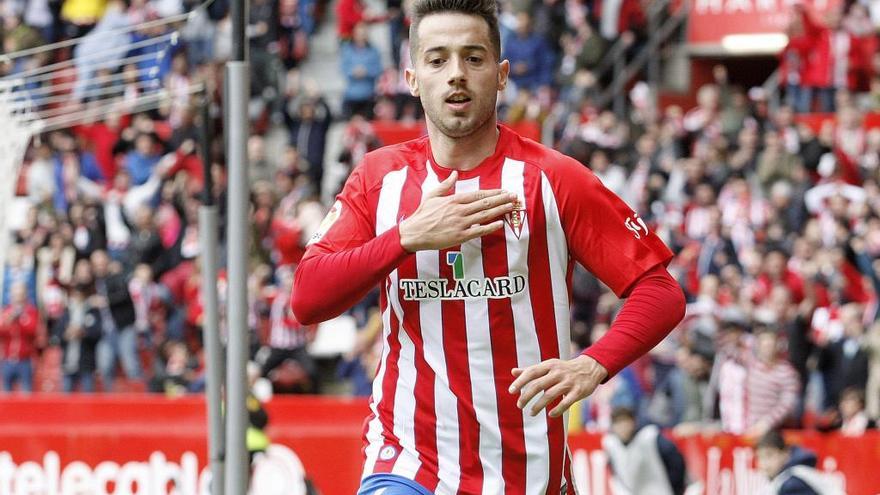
[624,213,649,240]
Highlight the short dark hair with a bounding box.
[756,429,788,451]
[611,406,636,423]
[409,0,501,62]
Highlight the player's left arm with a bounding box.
[509,157,686,417]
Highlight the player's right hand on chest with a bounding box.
[398,171,518,252]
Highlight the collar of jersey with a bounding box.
[425,124,513,180]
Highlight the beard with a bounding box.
[421,91,497,139]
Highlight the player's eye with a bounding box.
[428,58,445,67]
[467,56,483,64]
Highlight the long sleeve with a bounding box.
[291,164,411,325]
[291,226,410,324]
[542,154,682,377]
[582,264,686,377]
[764,365,800,428]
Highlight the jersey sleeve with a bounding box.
[547,157,673,297]
[292,163,411,325]
[302,164,375,259]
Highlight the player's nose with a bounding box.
[446,55,467,86]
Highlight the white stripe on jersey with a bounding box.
[376,167,422,479]
[416,166,461,495]
[501,158,550,494]
[540,172,571,363]
[363,167,409,478]
[541,171,573,483]
[457,177,505,495]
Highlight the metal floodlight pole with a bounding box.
[224,0,250,489]
[199,90,225,495]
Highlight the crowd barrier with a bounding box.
[0,395,877,494]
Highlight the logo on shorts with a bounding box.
[624,213,649,240]
[378,445,398,461]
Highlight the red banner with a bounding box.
[0,395,878,494]
[687,0,841,48]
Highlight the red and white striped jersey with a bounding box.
[303,125,673,495]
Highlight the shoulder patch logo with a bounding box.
[504,197,526,239]
[624,213,649,240]
[308,200,342,245]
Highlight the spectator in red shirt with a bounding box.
[0,282,40,392]
[794,2,873,113]
[335,0,385,41]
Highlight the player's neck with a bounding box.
[428,118,500,172]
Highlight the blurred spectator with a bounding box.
[60,0,107,38]
[336,0,384,41]
[817,303,870,410]
[603,407,687,495]
[246,360,271,462]
[285,96,332,189]
[340,23,383,119]
[55,264,102,393]
[819,387,875,436]
[593,0,645,43]
[125,133,162,186]
[2,244,36,306]
[793,3,874,113]
[504,12,554,92]
[260,268,317,393]
[150,340,200,395]
[0,282,40,392]
[91,249,142,390]
[867,322,880,420]
[756,430,842,495]
[72,0,130,103]
[713,318,800,437]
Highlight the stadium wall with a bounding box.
[0,395,877,494]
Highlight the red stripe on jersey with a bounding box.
[480,170,528,495]
[563,449,575,494]
[523,165,565,494]
[373,288,404,474]
[398,169,440,491]
[438,247,484,493]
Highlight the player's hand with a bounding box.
[508,355,608,418]
[399,171,517,252]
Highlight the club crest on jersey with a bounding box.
[399,251,526,301]
[624,213,649,240]
[504,197,526,239]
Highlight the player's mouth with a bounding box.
[445,93,472,111]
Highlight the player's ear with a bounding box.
[405,68,419,97]
[497,59,510,92]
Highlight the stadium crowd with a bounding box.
[1,0,879,442]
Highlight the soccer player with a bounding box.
[291,0,686,493]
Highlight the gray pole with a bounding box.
[199,94,225,495]
[224,62,250,495]
[225,0,249,489]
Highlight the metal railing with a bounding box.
[596,0,689,114]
